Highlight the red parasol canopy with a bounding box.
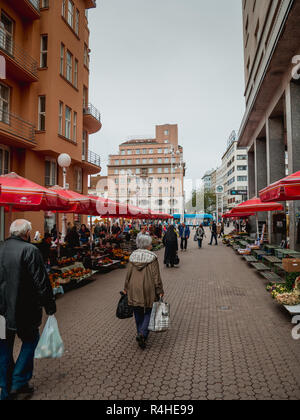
[49,186,97,214]
[259,171,300,202]
[222,211,255,219]
[0,173,70,212]
[230,198,284,214]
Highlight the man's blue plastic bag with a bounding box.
[34,316,64,359]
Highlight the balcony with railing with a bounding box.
[0,109,36,147]
[82,150,101,174]
[83,103,102,134]
[0,32,38,82]
[85,0,97,9]
[9,0,40,20]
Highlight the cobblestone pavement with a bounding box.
[27,229,300,400]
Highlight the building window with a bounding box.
[66,50,72,83]
[0,83,10,124]
[41,0,49,8]
[60,43,65,75]
[74,59,78,88]
[136,159,140,164]
[164,130,169,135]
[237,166,247,171]
[38,96,46,131]
[45,159,57,186]
[0,145,9,175]
[136,149,140,155]
[65,105,71,139]
[75,167,82,192]
[40,35,48,68]
[84,44,89,67]
[158,149,162,154]
[75,9,79,35]
[0,12,14,55]
[237,176,247,182]
[158,168,162,174]
[67,0,74,27]
[58,101,63,135]
[73,111,77,142]
[164,168,169,174]
[82,130,87,159]
[62,0,66,17]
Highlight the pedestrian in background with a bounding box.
[124,234,164,350]
[0,220,57,401]
[163,225,179,267]
[209,220,218,246]
[179,223,190,251]
[196,224,205,249]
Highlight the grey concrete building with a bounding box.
[238,0,300,249]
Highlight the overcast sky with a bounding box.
[88,0,246,191]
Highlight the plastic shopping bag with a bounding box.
[148,299,170,332]
[34,316,64,359]
[116,292,133,319]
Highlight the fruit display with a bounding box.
[49,272,61,289]
[57,257,77,267]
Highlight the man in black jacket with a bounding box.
[209,220,218,246]
[0,219,57,401]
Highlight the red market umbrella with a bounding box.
[49,186,96,214]
[222,212,255,219]
[259,171,300,202]
[232,198,284,214]
[0,173,70,212]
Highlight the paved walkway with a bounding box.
[29,229,300,400]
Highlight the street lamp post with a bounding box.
[57,153,71,243]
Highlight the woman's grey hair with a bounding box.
[136,234,152,250]
[10,219,32,237]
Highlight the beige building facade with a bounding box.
[238,0,300,248]
[107,124,185,216]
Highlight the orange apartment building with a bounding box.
[106,124,186,217]
[0,0,102,239]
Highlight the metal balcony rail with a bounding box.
[0,32,38,78]
[28,0,40,11]
[83,103,101,123]
[83,150,101,167]
[0,109,35,143]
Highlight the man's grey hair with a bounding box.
[136,233,152,250]
[10,219,32,237]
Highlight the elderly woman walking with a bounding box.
[124,234,164,350]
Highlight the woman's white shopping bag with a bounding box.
[35,315,64,359]
[148,299,170,332]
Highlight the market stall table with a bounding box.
[252,250,267,260]
[243,256,258,263]
[260,271,285,283]
[251,263,271,272]
[262,255,282,268]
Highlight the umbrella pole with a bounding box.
[90,215,93,252]
[256,213,259,241]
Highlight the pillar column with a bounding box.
[248,150,255,199]
[286,81,300,250]
[254,137,267,195]
[254,137,268,237]
[266,117,286,244]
